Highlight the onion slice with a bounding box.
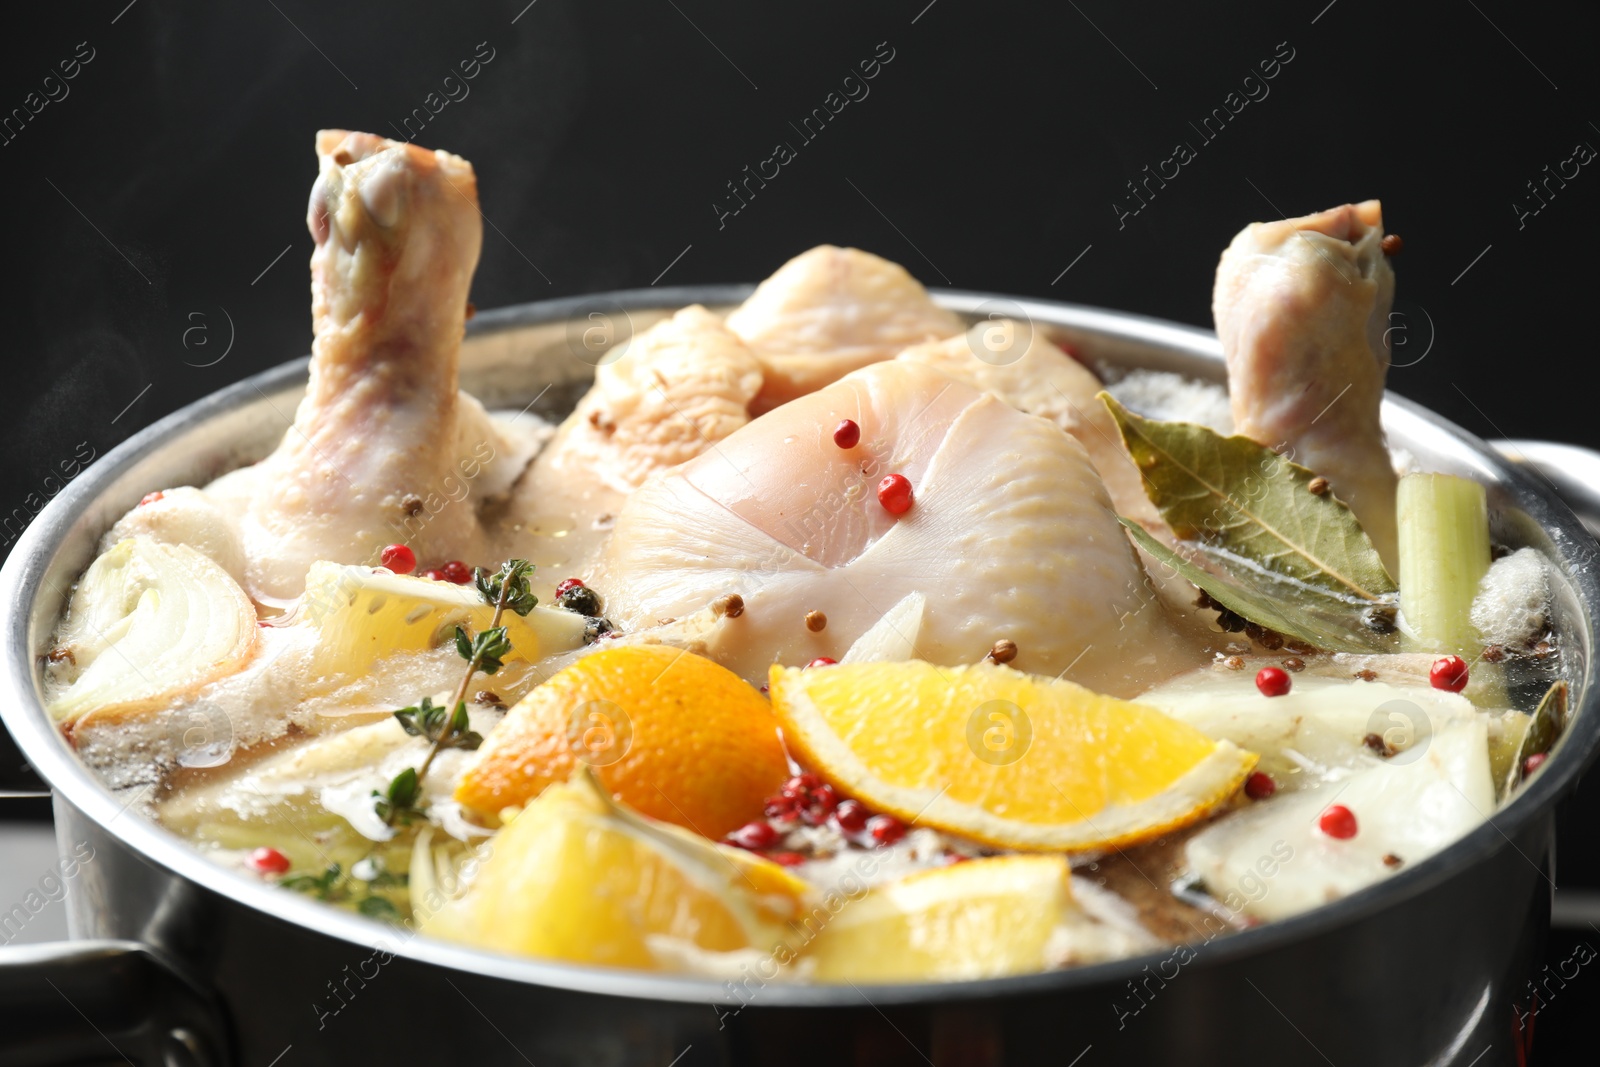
[47,536,257,725]
[840,591,925,664]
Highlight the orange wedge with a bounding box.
[457,645,790,839]
[769,660,1255,851]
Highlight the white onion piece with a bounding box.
[1139,669,1478,792]
[840,591,925,664]
[47,537,256,725]
[1184,717,1493,922]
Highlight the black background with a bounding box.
[3,0,1599,1061]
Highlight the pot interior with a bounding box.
[6,288,1596,1003]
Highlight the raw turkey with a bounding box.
[216,131,524,601]
[725,245,964,413]
[1213,200,1399,573]
[596,360,1203,696]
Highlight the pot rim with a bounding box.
[3,285,1594,1007]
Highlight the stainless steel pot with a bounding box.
[3,288,1597,1067]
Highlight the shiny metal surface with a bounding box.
[1493,439,1600,539]
[0,937,229,1067]
[2,288,1598,1066]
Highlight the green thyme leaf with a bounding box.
[374,767,423,825]
[1120,519,1398,654]
[471,626,513,676]
[357,895,402,921]
[1101,393,1396,600]
[477,559,538,616]
[394,695,448,739]
[388,767,419,807]
[454,625,473,662]
[422,698,447,737]
[283,863,344,898]
[395,698,446,741]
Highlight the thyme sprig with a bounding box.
[394,695,484,752]
[281,860,406,919]
[374,559,538,826]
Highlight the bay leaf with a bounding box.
[1504,679,1566,795]
[1120,519,1399,655]
[1101,393,1396,601]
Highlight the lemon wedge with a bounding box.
[422,771,811,968]
[806,855,1072,981]
[300,561,588,681]
[770,660,1256,851]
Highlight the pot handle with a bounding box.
[1491,439,1600,538]
[0,939,231,1066]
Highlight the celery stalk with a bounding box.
[1396,473,1490,656]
